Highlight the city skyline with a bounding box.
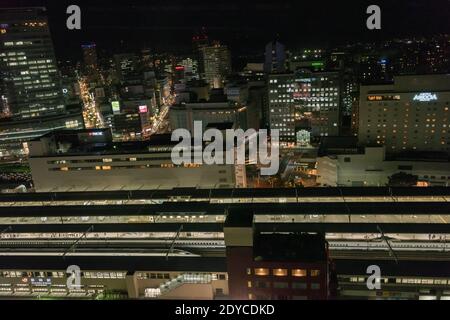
[1,0,450,61]
[0,1,450,305]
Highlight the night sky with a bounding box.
[2,0,450,61]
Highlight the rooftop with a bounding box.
[253,232,327,262]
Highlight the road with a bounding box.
[78,77,104,128]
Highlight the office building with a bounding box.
[0,104,84,156]
[192,28,209,79]
[113,54,140,82]
[267,73,296,145]
[293,70,341,140]
[358,74,450,154]
[0,7,65,119]
[268,70,341,146]
[288,49,325,72]
[200,43,231,88]
[264,41,286,73]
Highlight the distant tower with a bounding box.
[200,42,232,89]
[264,40,286,73]
[192,27,209,79]
[81,43,98,69]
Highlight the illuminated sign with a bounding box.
[31,277,52,286]
[413,92,437,102]
[111,101,120,114]
[367,95,401,101]
[89,131,103,136]
[139,105,148,113]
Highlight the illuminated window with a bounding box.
[248,293,254,300]
[254,268,269,276]
[272,268,288,277]
[311,270,320,277]
[246,268,251,275]
[292,269,307,277]
[60,167,68,171]
[247,281,252,288]
[102,166,111,170]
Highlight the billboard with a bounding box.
[112,101,120,114]
[139,105,148,113]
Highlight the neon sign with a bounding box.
[413,92,437,102]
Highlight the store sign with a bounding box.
[413,92,437,102]
[139,105,148,113]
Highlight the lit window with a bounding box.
[273,269,288,277]
[254,268,269,276]
[247,281,252,288]
[246,268,251,275]
[311,270,320,277]
[292,269,307,277]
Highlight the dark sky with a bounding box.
[2,0,450,61]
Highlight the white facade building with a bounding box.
[317,147,450,187]
[28,130,240,192]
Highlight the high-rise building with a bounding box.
[358,74,450,154]
[268,70,341,146]
[267,73,296,145]
[192,28,209,78]
[264,41,286,74]
[293,70,341,140]
[0,7,65,119]
[200,42,231,88]
[113,53,140,82]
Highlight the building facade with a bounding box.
[200,43,231,88]
[317,146,450,187]
[358,74,450,154]
[28,129,238,191]
[0,7,65,119]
